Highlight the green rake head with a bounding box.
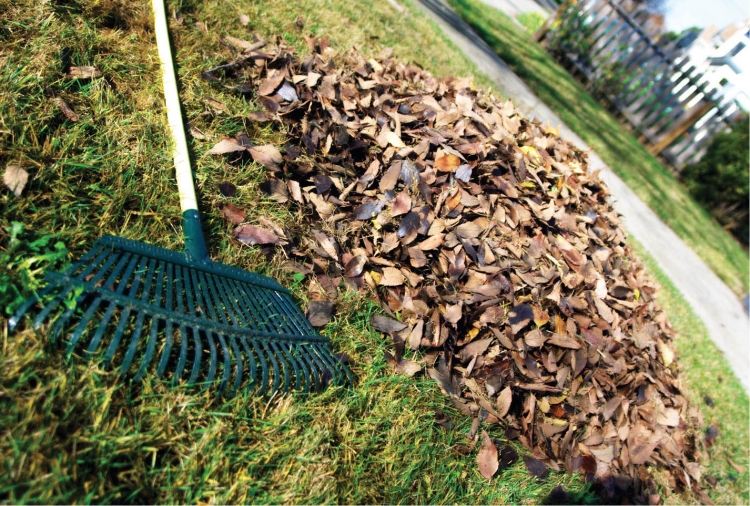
[8,234,353,397]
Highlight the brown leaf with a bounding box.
[477,430,499,479]
[214,201,246,224]
[306,301,334,327]
[508,304,533,334]
[394,358,421,376]
[344,256,367,278]
[55,97,79,121]
[524,329,547,347]
[408,320,424,350]
[547,333,581,349]
[380,267,405,286]
[443,304,462,325]
[354,200,385,220]
[391,192,412,216]
[218,182,237,197]
[371,314,407,334]
[65,66,102,80]
[260,179,289,202]
[208,137,247,155]
[434,153,461,172]
[523,455,548,480]
[496,386,513,418]
[258,73,285,96]
[233,224,279,245]
[3,165,28,197]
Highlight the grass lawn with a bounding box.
[0,0,746,503]
[446,0,750,297]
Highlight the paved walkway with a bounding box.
[415,0,750,392]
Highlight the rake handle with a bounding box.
[152,0,209,261]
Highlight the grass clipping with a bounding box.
[206,37,706,502]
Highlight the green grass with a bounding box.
[446,0,750,297]
[0,0,746,503]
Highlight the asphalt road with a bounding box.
[414,0,750,392]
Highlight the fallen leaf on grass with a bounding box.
[54,97,79,121]
[218,182,237,197]
[208,137,247,155]
[233,224,279,245]
[3,165,28,197]
[214,201,246,224]
[477,430,499,479]
[306,301,334,327]
[65,66,102,80]
[370,314,406,334]
[523,455,549,480]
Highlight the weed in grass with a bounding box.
[446,0,749,296]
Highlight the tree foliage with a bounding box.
[681,118,749,245]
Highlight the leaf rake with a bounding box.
[7,0,352,397]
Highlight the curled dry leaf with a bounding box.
[214,201,247,224]
[233,224,279,245]
[65,66,102,80]
[55,97,79,121]
[477,430,499,480]
[3,165,28,197]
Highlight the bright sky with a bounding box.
[665,0,749,32]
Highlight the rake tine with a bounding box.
[313,343,352,388]
[261,340,282,395]
[8,284,58,332]
[200,330,219,390]
[65,251,130,353]
[226,333,244,397]
[84,254,140,356]
[172,266,193,383]
[47,248,114,341]
[201,272,229,325]
[213,276,244,327]
[134,261,166,382]
[279,342,304,392]
[230,278,274,332]
[191,270,213,321]
[255,340,270,396]
[297,344,320,393]
[228,279,266,332]
[102,255,151,367]
[214,332,232,395]
[156,262,175,378]
[239,337,257,393]
[62,243,107,277]
[187,326,204,386]
[270,341,292,393]
[119,258,159,374]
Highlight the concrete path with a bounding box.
[415,0,750,392]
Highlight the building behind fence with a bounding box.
[541,0,748,170]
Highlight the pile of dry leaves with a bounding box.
[203,35,708,503]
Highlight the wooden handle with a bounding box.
[152,0,198,214]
